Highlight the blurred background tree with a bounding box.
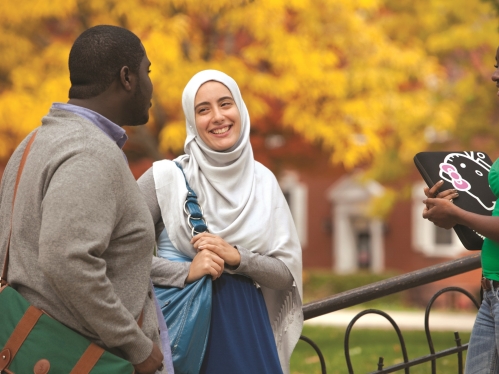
[0,0,498,196]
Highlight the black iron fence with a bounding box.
[299,252,482,373]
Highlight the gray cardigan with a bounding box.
[0,108,164,369]
[137,167,293,289]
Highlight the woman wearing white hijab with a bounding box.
[138,70,303,373]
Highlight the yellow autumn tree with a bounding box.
[369,0,499,180]
[0,0,498,189]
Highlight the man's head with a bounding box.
[68,25,153,126]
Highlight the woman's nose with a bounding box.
[212,108,225,123]
[492,69,499,82]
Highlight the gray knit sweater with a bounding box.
[0,108,163,368]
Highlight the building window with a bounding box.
[357,232,371,269]
[351,216,372,269]
[411,182,465,257]
[283,191,291,207]
[435,226,453,245]
[279,171,308,247]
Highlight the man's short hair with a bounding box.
[68,25,145,99]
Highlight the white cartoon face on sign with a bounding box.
[439,152,495,211]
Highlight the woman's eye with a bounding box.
[495,65,498,69]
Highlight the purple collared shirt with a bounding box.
[52,102,128,150]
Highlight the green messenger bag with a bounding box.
[0,130,134,373]
[0,284,135,374]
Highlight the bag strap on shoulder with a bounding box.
[174,161,208,237]
[1,130,38,287]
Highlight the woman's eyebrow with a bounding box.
[195,96,234,110]
[194,101,209,110]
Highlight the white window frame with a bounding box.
[279,171,308,247]
[327,174,385,274]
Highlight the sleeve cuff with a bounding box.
[151,257,190,288]
[226,245,250,272]
[120,332,154,365]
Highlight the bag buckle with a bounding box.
[0,348,12,370]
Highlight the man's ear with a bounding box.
[119,66,133,92]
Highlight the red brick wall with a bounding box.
[129,158,154,180]
[299,174,335,268]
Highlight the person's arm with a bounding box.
[423,197,499,242]
[137,167,164,238]
[230,246,293,290]
[192,233,293,290]
[151,248,225,286]
[38,153,153,365]
[138,167,188,287]
[456,209,499,242]
[138,167,189,287]
[151,256,190,287]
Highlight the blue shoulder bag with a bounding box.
[154,162,211,374]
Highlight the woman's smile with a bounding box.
[210,125,232,135]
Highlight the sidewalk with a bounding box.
[305,310,476,332]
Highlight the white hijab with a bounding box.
[153,70,303,372]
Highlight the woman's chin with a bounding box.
[208,138,238,152]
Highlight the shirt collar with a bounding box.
[52,102,128,149]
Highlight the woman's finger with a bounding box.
[210,261,224,280]
[194,238,213,250]
[208,266,219,280]
[199,243,217,252]
[422,206,429,218]
[436,189,458,199]
[211,253,225,266]
[427,180,444,198]
[423,197,438,205]
[203,250,224,268]
[443,192,458,201]
[193,237,215,249]
[191,232,209,244]
[211,261,222,274]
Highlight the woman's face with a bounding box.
[492,46,499,97]
[194,81,241,151]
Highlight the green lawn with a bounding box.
[290,325,471,374]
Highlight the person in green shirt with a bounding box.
[423,45,499,374]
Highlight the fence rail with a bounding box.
[303,252,481,320]
[299,252,482,373]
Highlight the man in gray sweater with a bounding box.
[0,26,165,373]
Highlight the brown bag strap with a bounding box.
[0,305,43,368]
[1,130,38,287]
[70,343,105,374]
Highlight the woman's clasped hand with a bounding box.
[191,232,241,267]
[187,232,241,282]
[186,243,225,282]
